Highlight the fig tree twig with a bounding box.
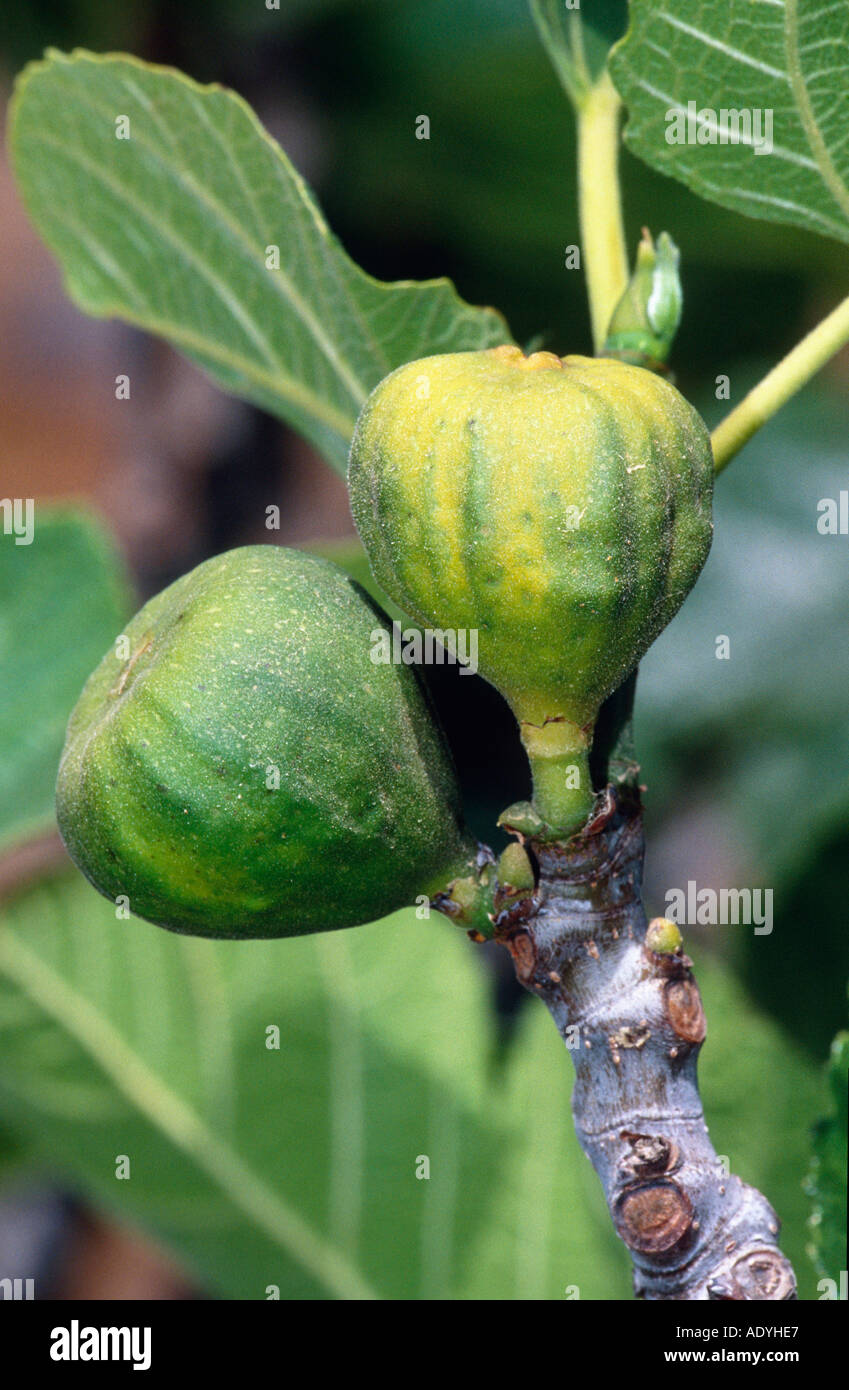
[496,782,796,1300]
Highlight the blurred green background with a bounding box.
[0,0,845,1299]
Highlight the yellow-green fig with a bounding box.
[348,346,714,833]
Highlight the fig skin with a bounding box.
[56,546,474,938]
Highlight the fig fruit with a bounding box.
[348,346,714,833]
[56,545,477,937]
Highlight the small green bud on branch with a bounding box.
[603,229,683,369]
[646,916,684,954]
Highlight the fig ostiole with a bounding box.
[348,345,714,836]
[56,545,485,939]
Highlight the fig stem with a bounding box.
[424,846,497,935]
[519,718,593,836]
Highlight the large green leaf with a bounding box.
[0,870,824,1296]
[0,508,129,856]
[0,872,626,1299]
[9,49,511,476]
[610,0,849,244]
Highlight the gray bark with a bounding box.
[497,782,797,1300]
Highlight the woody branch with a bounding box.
[496,782,796,1301]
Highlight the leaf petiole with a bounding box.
[711,291,849,473]
[577,71,629,353]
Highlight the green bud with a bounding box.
[497,842,535,895]
[604,229,682,367]
[646,917,683,954]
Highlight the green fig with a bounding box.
[56,545,479,938]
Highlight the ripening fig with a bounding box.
[56,546,482,938]
[348,346,714,834]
